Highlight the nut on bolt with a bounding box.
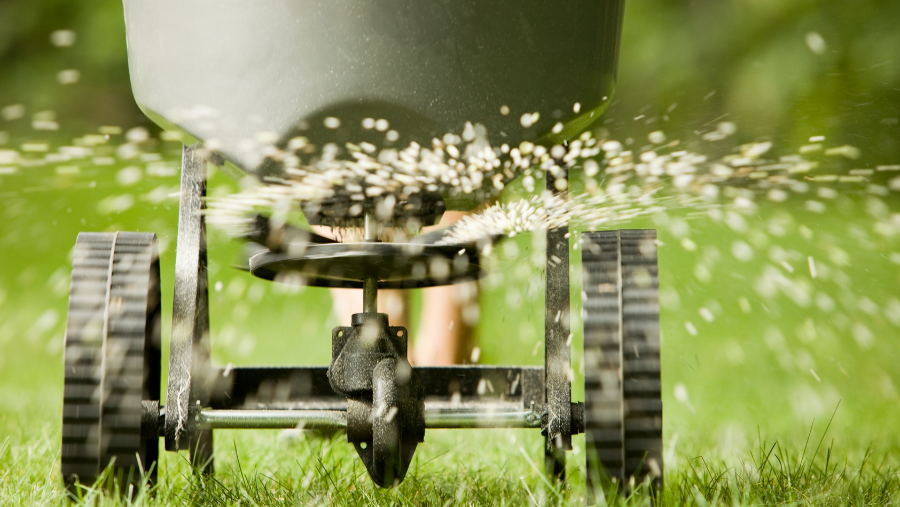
[570,402,584,435]
[540,401,585,436]
[525,401,542,426]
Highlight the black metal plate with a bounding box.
[207,366,545,410]
[248,242,483,288]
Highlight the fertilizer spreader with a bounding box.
[60,0,663,500]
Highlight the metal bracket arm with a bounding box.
[165,144,213,473]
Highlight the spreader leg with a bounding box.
[166,143,214,474]
[544,171,572,481]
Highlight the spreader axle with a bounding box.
[197,406,547,430]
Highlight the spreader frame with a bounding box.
[61,142,663,497]
[158,143,581,477]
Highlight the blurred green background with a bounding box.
[1,0,900,476]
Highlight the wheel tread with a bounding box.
[61,232,161,491]
[583,229,663,493]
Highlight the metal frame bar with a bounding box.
[207,366,546,409]
[159,148,580,484]
[544,168,572,479]
[199,407,543,430]
[166,143,213,472]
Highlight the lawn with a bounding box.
[2,138,900,505]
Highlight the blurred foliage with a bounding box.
[2,0,898,147]
[0,0,145,132]
[607,0,900,165]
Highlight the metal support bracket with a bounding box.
[205,365,545,410]
[165,144,214,473]
[327,312,425,487]
[544,166,572,480]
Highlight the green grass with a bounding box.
[3,424,593,506]
[3,410,900,506]
[4,137,900,505]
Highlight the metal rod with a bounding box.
[425,408,542,429]
[199,408,542,430]
[363,277,378,313]
[362,211,379,313]
[200,409,347,429]
[364,212,378,242]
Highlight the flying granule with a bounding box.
[201,120,879,245]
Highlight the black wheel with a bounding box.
[582,230,663,495]
[61,232,162,494]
